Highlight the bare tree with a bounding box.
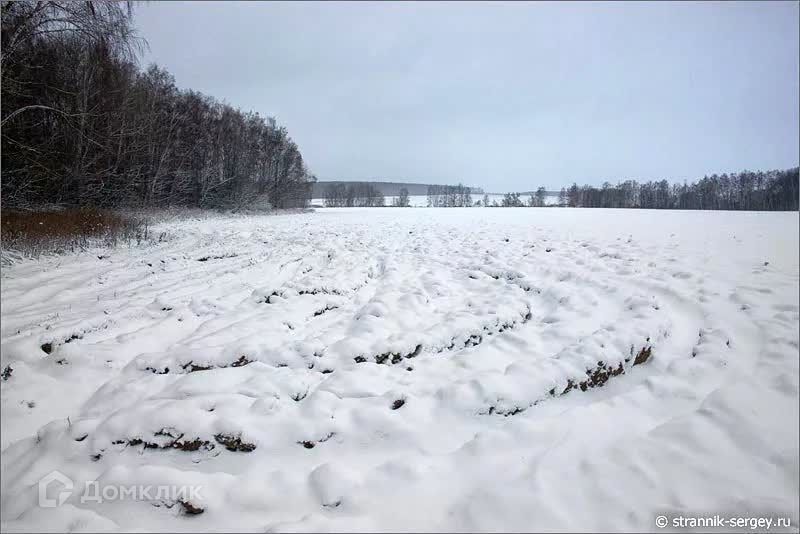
[393,187,410,207]
[1,2,314,211]
[535,187,546,206]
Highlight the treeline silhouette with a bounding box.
[323,183,386,207]
[559,169,798,211]
[1,1,314,210]
[426,184,473,207]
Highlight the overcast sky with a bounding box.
[135,1,799,191]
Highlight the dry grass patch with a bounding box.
[1,209,150,261]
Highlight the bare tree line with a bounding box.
[482,172,798,210]
[426,184,472,207]
[1,1,314,210]
[494,188,547,207]
[326,170,798,211]
[323,183,472,207]
[392,188,409,207]
[323,183,385,207]
[558,170,799,210]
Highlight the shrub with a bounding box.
[1,209,149,262]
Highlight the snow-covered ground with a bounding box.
[1,208,798,532]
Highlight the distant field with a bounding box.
[311,193,560,207]
[1,208,797,531]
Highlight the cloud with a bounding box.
[135,1,799,190]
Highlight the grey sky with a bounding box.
[135,1,799,191]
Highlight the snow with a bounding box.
[1,207,798,532]
[311,193,560,207]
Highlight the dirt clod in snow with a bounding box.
[151,355,253,374]
[174,438,214,452]
[371,344,423,365]
[578,361,625,391]
[313,304,338,317]
[298,432,335,449]
[179,500,205,515]
[486,405,525,416]
[113,430,217,452]
[214,433,256,452]
[633,346,652,366]
[181,361,212,372]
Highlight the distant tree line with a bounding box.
[477,169,798,211]
[312,181,482,197]
[557,169,798,211]
[323,183,385,207]
[427,184,472,207]
[322,182,475,207]
[320,169,799,211]
[1,1,314,210]
[501,192,524,207]
[488,187,549,207]
[393,188,410,207]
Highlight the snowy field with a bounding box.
[1,208,798,532]
[311,193,560,207]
